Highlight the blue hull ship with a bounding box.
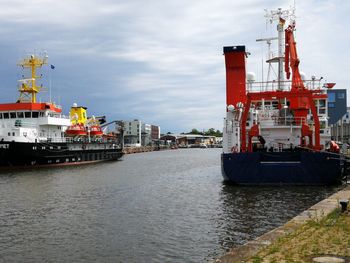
[221,8,345,185]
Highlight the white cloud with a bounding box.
[0,0,348,133]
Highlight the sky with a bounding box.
[0,0,348,133]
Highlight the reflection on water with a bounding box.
[215,184,339,253]
[0,149,341,263]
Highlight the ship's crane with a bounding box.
[285,21,305,91]
[239,19,325,152]
[284,21,322,150]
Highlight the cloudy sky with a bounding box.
[0,0,348,133]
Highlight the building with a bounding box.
[123,120,161,147]
[151,125,160,140]
[176,134,205,146]
[327,89,347,125]
[141,123,152,146]
[327,89,348,143]
[159,134,178,145]
[331,107,350,143]
[123,119,142,147]
[159,133,222,147]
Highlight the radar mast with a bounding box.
[17,54,48,103]
[263,7,295,90]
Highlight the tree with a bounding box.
[215,129,223,137]
[189,128,202,135]
[183,128,222,136]
[204,128,216,136]
[204,128,222,137]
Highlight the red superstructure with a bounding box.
[0,102,62,113]
[235,21,328,152]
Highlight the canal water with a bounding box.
[0,149,341,262]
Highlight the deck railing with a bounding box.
[246,79,325,93]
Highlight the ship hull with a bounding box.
[0,141,123,168]
[221,151,343,185]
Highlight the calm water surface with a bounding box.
[0,149,341,262]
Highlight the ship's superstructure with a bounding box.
[0,54,123,167]
[221,8,344,185]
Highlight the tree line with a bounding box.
[184,128,222,137]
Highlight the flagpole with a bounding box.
[49,66,52,103]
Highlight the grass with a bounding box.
[246,208,350,262]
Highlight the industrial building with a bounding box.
[123,120,160,147]
[327,89,347,125]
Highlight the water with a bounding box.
[0,148,341,262]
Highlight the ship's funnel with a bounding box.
[224,46,247,109]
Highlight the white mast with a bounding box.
[264,7,296,90]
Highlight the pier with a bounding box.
[214,185,350,263]
[122,145,171,154]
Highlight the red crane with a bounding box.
[240,21,324,152]
[284,21,322,150]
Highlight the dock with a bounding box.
[213,185,350,263]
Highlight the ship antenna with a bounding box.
[263,7,296,91]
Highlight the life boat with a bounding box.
[65,124,87,136]
[90,125,103,136]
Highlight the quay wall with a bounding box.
[214,185,350,263]
[123,146,173,154]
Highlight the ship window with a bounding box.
[0,113,2,119]
[17,112,24,118]
[39,112,44,117]
[8,132,10,136]
[10,112,16,118]
[25,112,31,118]
[12,132,15,136]
[3,113,9,119]
[32,112,39,118]
[338,93,345,99]
[328,92,335,103]
[319,108,326,114]
[318,100,326,107]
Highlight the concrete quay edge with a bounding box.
[213,185,350,263]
